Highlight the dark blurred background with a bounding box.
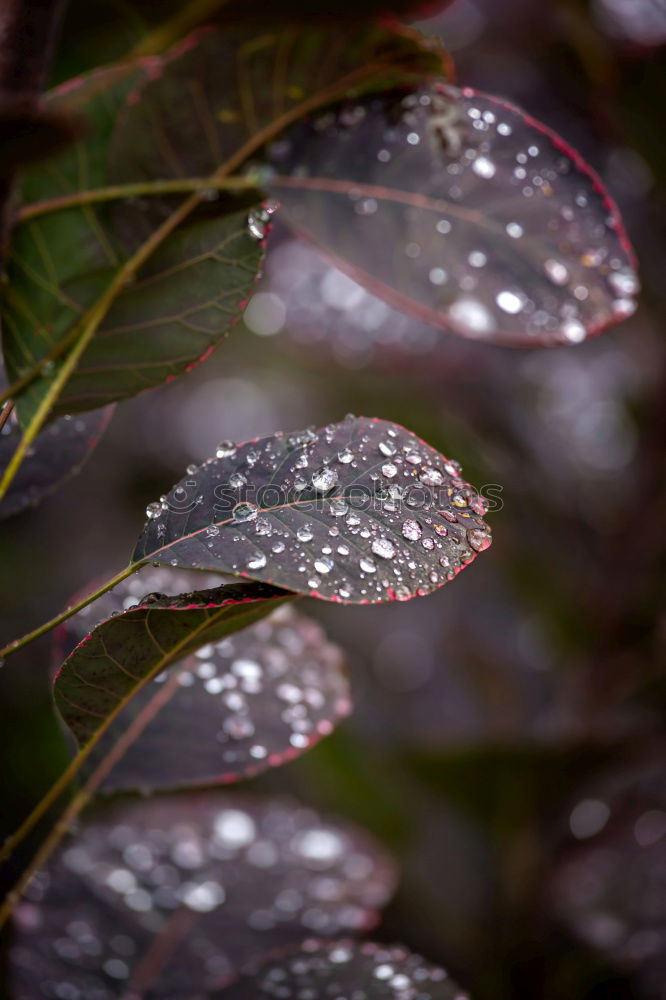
[1,1,666,997]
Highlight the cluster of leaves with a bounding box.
[0,0,644,997]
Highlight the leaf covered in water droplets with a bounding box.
[9,792,397,999]
[56,567,350,790]
[133,416,493,605]
[268,83,639,347]
[220,938,471,999]
[0,405,113,520]
[550,763,666,997]
[54,579,291,746]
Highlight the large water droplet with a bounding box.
[312,466,339,492]
[233,502,258,522]
[371,538,396,559]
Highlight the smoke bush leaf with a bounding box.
[56,567,350,790]
[268,83,639,347]
[54,579,291,746]
[220,938,471,999]
[2,24,446,427]
[0,404,113,519]
[1,55,265,425]
[10,792,396,999]
[133,416,493,605]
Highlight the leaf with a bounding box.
[550,761,666,997]
[54,579,291,746]
[132,415,493,604]
[0,404,113,519]
[10,791,397,999]
[220,939,471,999]
[56,566,350,790]
[267,82,640,347]
[106,24,447,242]
[1,57,265,426]
[3,24,446,427]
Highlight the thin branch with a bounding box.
[18,172,262,221]
[0,561,140,661]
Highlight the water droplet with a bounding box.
[297,526,314,542]
[371,538,396,559]
[338,449,353,464]
[247,208,268,240]
[233,502,258,522]
[247,551,267,570]
[255,518,271,535]
[314,557,334,574]
[146,502,162,519]
[402,519,422,541]
[229,472,247,489]
[544,259,569,285]
[312,466,339,492]
[562,319,586,343]
[467,527,492,552]
[496,290,524,314]
[360,557,377,574]
[378,440,397,457]
[216,440,237,459]
[420,467,443,487]
[381,462,398,479]
[472,155,496,179]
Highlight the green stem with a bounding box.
[130,0,231,57]
[18,173,262,221]
[0,561,140,661]
[0,597,276,926]
[0,188,203,503]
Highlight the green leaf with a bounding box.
[1,60,265,425]
[2,23,446,428]
[53,579,292,746]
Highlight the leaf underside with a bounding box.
[133,416,493,605]
[56,566,350,790]
[54,579,291,745]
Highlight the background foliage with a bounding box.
[1,0,665,997]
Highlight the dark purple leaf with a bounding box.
[54,579,291,746]
[56,567,350,790]
[9,792,397,999]
[593,0,666,48]
[220,938,471,999]
[551,762,666,997]
[0,404,113,519]
[133,416,493,605]
[268,83,639,347]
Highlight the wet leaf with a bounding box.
[0,405,113,519]
[107,24,447,242]
[551,762,666,997]
[220,938,470,999]
[54,579,292,746]
[133,416,493,605]
[9,792,397,999]
[57,567,350,790]
[268,83,639,347]
[3,24,446,427]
